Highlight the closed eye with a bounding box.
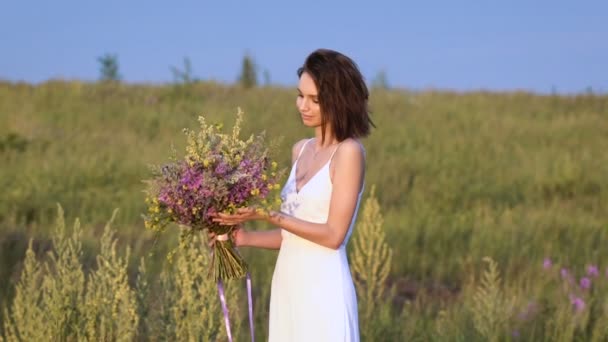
[297,89,318,103]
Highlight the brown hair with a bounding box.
[297,49,374,143]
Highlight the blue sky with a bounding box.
[1,0,606,93]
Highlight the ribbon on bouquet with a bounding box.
[218,273,254,342]
[215,233,255,342]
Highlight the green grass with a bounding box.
[1,80,607,340]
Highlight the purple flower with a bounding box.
[587,265,599,277]
[561,268,575,284]
[571,297,586,312]
[214,161,230,175]
[543,258,552,270]
[580,277,592,290]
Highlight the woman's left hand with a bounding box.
[212,207,266,225]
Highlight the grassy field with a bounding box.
[1,80,607,340]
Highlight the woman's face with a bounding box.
[296,72,322,128]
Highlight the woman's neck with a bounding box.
[313,127,338,149]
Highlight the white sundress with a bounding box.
[268,139,363,342]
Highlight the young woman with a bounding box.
[212,48,373,342]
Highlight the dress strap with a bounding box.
[328,141,343,163]
[296,138,313,160]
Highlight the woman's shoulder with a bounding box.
[337,138,365,158]
[332,138,366,168]
[330,139,366,186]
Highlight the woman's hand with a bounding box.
[211,207,266,226]
[231,226,247,247]
[207,224,248,247]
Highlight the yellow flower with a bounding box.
[273,183,280,190]
[168,208,173,214]
[178,199,183,205]
[271,161,278,170]
[261,174,267,181]
[203,159,210,167]
[251,188,260,196]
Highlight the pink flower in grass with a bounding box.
[560,268,572,282]
[587,265,599,277]
[580,277,592,290]
[571,297,586,312]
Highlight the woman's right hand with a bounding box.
[231,225,247,247]
[207,225,247,247]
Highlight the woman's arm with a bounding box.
[266,140,364,249]
[236,228,282,249]
[216,139,365,250]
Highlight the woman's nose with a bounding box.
[298,98,309,111]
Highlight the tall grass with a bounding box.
[351,185,397,340]
[1,80,607,339]
[2,206,242,341]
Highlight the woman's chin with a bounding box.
[300,117,314,126]
[301,121,314,127]
[303,122,322,129]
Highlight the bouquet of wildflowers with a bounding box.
[143,108,285,281]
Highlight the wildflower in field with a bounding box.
[570,296,586,312]
[558,267,575,285]
[543,258,552,270]
[586,265,599,277]
[579,277,591,290]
